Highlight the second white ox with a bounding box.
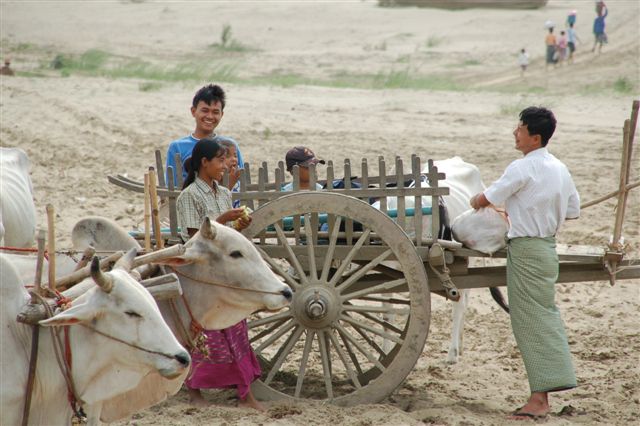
[0,147,37,248]
[0,250,191,426]
[71,216,293,422]
[374,156,509,363]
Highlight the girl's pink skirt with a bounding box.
[185,320,261,399]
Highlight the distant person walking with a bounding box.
[592,2,608,53]
[0,59,14,76]
[566,23,581,63]
[518,48,529,76]
[557,31,568,64]
[545,27,557,70]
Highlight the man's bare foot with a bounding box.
[188,388,208,407]
[508,392,550,420]
[237,390,266,411]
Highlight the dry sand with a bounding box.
[1,0,639,425]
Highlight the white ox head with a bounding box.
[158,218,293,330]
[39,251,191,396]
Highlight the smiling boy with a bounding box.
[166,84,226,185]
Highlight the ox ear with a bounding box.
[39,302,97,327]
[199,217,217,240]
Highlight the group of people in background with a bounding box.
[165,84,325,410]
[521,1,609,75]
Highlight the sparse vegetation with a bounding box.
[426,36,445,48]
[613,77,633,93]
[210,24,256,52]
[138,81,163,92]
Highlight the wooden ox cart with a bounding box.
[109,101,639,406]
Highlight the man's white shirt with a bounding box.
[484,147,580,239]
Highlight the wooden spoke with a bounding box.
[359,296,411,305]
[248,310,291,329]
[335,323,386,372]
[353,310,404,335]
[264,325,304,385]
[344,315,386,358]
[249,318,289,344]
[255,319,295,353]
[337,249,393,294]
[294,330,316,398]
[328,329,361,389]
[317,330,334,399]
[328,228,372,287]
[273,222,309,286]
[340,314,404,344]
[320,216,343,282]
[341,278,407,302]
[342,304,410,315]
[303,213,318,281]
[339,329,364,377]
[256,245,300,290]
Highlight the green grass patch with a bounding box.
[47,48,240,82]
[138,81,163,92]
[425,36,445,48]
[253,68,461,91]
[462,59,481,66]
[613,77,633,93]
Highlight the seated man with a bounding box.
[282,146,325,191]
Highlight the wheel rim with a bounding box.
[243,192,430,405]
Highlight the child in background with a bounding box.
[557,31,568,63]
[215,137,242,191]
[176,138,264,411]
[518,48,529,76]
[282,146,325,191]
[566,22,581,63]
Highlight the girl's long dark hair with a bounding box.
[182,138,225,190]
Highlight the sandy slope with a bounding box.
[1,0,638,425]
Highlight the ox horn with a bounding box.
[199,217,217,240]
[114,247,137,272]
[91,256,113,293]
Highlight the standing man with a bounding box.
[165,84,245,185]
[470,107,580,420]
[592,2,608,53]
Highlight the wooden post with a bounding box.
[155,150,166,188]
[412,155,423,247]
[45,204,56,290]
[143,172,152,251]
[148,167,164,249]
[612,120,631,247]
[33,230,46,298]
[427,160,440,243]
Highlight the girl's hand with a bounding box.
[217,208,247,224]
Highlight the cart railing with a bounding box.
[109,154,454,248]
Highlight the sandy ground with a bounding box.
[1,0,639,424]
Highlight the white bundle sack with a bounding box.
[451,207,509,254]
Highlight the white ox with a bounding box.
[0,147,37,248]
[0,250,191,426]
[70,216,293,422]
[374,157,508,363]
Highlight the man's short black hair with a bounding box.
[192,84,226,110]
[519,106,556,147]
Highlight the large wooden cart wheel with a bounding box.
[242,192,430,405]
